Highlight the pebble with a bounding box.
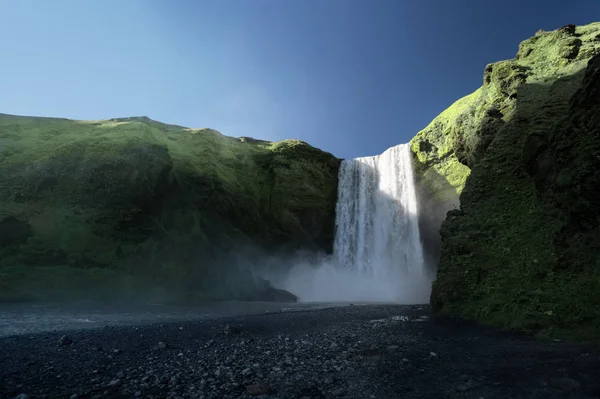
[2,304,597,399]
[550,377,581,392]
[246,383,270,395]
[456,383,472,392]
[58,335,72,345]
[107,379,122,387]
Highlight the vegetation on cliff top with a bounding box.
[412,22,600,341]
[0,114,340,302]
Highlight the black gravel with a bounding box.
[1,304,599,399]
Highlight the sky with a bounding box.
[1,1,598,159]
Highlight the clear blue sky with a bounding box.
[1,1,598,159]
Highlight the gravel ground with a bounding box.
[1,304,599,399]
[0,301,346,338]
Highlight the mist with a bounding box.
[258,252,434,304]
[263,143,435,305]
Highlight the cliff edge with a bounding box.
[411,22,600,340]
[0,115,340,302]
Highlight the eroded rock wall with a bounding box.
[410,23,600,339]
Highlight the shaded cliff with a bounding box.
[411,22,600,339]
[0,114,340,302]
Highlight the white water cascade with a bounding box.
[334,143,424,275]
[276,143,432,303]
[331,143,430,303]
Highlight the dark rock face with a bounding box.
[0,217,32,248]
[248,278,299,303]
[410,22,600,340]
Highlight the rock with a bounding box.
[15,394,30,399]
[58,335,72,345]
[157,342,167,349]
[387,345,399,351]
[0,217,32,248]
[107,379,122,387]
[245,383,270,395]
[430,352,437,357]
[421,23,600,336]
[70,394,80,399]
[267,287,299,302]
[224,324,242,335]
[550,377,581,392]
[247,278,299,302]
[456,383,472,392]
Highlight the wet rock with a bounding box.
[58,335,72,345]
[550,377,581,392]
[224,324,242,335]
[0,217,32,248]
[456,383,472,392]
[107,379,122,387]
[249,278,299,302]
[246,383,270,395]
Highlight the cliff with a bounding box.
[0,114,340,302]
[411,22,600,340]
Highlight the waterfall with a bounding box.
[332,143,429,302]
[276,143,431,304]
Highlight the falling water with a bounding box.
[332,143,429,302]
[276,143,431,303]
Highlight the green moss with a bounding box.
[418,22,600,341]
[0,113,340,301]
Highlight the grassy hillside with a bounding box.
[0,114,340,302]
[410,22,600,341]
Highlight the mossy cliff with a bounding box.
[410,22,600,340]
[0,115,340,302]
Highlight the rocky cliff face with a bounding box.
[411,23,600,339]
[0,115,340,302]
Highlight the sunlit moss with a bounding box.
[0,113,340,301]
[413,22,600,341]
